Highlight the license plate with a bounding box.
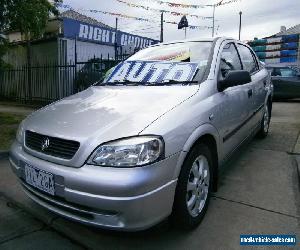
[24,164,55,195]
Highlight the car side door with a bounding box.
[236,43,268,130]
[212,42,251,159]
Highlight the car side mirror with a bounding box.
[218,70,251,92]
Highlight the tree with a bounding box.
[0,35,11,69]
[0,0,61,39]
[0,0,61,68]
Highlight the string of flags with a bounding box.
[217,0,242,7]
[116,0,213,19]
[57,4,212,30]
[58,0,242,24]
[133,0,211,8]
[59,4,150,22]
[117,0,241,9]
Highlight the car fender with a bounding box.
[173,123,220,179]
[264,75,273,114]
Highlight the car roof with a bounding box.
[151,37,237,47]
[266,65,293,68]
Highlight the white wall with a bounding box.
[62,38,115,63]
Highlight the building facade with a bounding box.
[4,10,159,66]
[1,11,159,102]
[248,24,300,67]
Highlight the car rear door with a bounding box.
[236,43,268,130]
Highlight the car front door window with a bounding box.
[219,43,242,80]
[272,68,282,76]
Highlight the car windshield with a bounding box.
[98,41,212,85]
[271,67,297,77]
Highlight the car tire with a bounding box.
[257,103,271,139]
[172,143,213,230]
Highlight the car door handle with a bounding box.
[248,89,253,98]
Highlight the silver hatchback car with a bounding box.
[9,37,273,231]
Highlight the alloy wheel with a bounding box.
[186,155,210,217]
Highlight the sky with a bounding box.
[61,0,300,42]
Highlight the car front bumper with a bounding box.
[9,141,179,231]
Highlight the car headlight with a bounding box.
[16,120,25,143]
[88,136,164,167]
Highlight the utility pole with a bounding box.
[212,4,216,38]
[115,17,118,60]
[239,11,242,40]
[74,36,77,66]
[298,36,300,68]
[184,27,187,39]
[160,12,164,43]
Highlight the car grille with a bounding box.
[25,130,80,159]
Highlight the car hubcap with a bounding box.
[263,106,269,133]
[186,155,210,217]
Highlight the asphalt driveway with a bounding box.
[0,102,299,250]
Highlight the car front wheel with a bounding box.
[172,143,213,229]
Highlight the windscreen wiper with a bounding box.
[98,79,198,86]
[100,80,143,85]
[159,80,199,85]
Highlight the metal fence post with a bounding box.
[26,40,32,102]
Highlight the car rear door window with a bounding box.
[219,43,242,79]
[237,44,259,74]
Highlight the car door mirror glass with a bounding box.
[218,70,251,91]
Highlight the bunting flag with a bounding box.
[118,0,241,8]
[57,4,211,30]
[217,0,242,6]
[116,0,213,19]
[136,0,211,8]
[58,4,150,21]
[85,9,150,22]
[189,25,211,30]
[178,16,188,29]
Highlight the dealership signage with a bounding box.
[63,18,159,49]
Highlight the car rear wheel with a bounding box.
[257,104,271,138]
[172,143,213,229]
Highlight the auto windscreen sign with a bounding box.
[105,61,198,83]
